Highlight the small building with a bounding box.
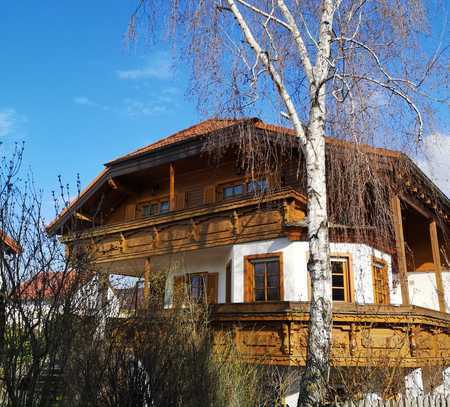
[47,118,450,400]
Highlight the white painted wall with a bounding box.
[231,238,397,305]
[231,238,308,302]
[150,237,450,312]
[408,270,450,312]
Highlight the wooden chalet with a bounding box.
[47,118,450,398]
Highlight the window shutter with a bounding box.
[175,192,187,210]
[225,261,232,303]
[173,275,186,305]
[124,204,136,221]
[207,272,218,304]
[244,259,253,302]
[203,185,216,204]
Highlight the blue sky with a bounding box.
[0,1,200,220]
[0,2,448,223]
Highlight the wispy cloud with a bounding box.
[117,53,173,81]
[0,109,16,137]
[123,98,168,117]
[73,96,110,111]
[417,133,450,197]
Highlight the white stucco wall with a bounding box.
[231,238,309,302]
[231,238,396,305]
[408,270,450,312]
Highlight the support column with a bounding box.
[99,272,109,309]
[429,220,446,312]
[391,196,410,305]
[144,258,151,310]
[169,163,175,211]
[405,368,424,397]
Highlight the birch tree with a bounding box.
[129,1,448,405]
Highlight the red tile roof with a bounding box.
[107,118,259,165]
[18,271,87,301]
[0,231,21,255]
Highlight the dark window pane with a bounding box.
[332,261,344,274]
[248,179,268,193]
[267,270,279,288]
[142,205,151,217]
[223,186,234,199]
[254,263,265,274]
[255,289,265,301]
[267,287,280,301]
[255,272,265,289]
[160,201,169,213]
[266,261,279,275]
[332,274,344,287]
[190,275,204,301]
[332,288,345,301]
[233,184,243,195]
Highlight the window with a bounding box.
[247,179,268,194]
[331,256,352,302]
[188,274,206,302]
[372,259,390,305]
[219,177,268,201]
[223,183,243,199]
[140,198,170,217]
[244,253,283,302]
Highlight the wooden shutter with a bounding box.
[173,275,186,306]
[124,204,136,221]
[203,185,216,204]
[244,258,253,302]
[207,272,218,304]
[225,261,232,303]
[175,192,187,210]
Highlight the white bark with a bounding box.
[224,1,336,405]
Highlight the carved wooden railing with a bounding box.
[210,302,450,367]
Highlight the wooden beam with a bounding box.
[143,258,151,309]
[391,196,410,305]
[429,221,446,312]
[169,163,175,211]
[74,212,92,222]
[107,177,135,196]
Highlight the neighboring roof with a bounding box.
[18,271,86,301]
[0,231,21,255]
[47,117,449,235]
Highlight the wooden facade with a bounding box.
[48,118,450,369]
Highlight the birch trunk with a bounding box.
[298,104,332,406]
[298,2,334,404]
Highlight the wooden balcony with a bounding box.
[210,302,450,368]
[63,188,307,265]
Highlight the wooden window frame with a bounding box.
[306,253,356,303]
[330,253,354,303]
[244,252,284,303]
[138,195,170,218]
[216,176,269,202]
[371,257,390,305]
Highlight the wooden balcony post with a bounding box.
[429,220,446,312]
[169,163,175,211]
[391,196,410,305]
[144,258,151,309]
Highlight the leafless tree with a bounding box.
[128,1,448,404]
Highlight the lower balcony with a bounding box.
[210,302,450,368]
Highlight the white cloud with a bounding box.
[73,96,110,111]
[117,53,172,81]
[417,133,450,198]
[0,109,16,137]
[123,98,168,117]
